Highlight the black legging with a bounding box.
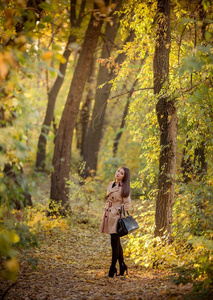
[110,233,124,267]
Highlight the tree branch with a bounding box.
[172,84,199,102]
[109,87,154,100]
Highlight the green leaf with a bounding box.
[205,31,211,41]
[38,23,45,29]
[180,18,195,25]
[42,15,52,23]
[194,90,203,102]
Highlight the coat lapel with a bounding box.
[107,182,119,196]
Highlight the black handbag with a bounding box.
[117,205,139,237]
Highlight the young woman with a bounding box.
[101,167,131,277]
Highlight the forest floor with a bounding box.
[0,175,195,300]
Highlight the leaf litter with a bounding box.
[0,202,193,300]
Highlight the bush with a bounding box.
[125,179,213,297]
[0,206,38,281]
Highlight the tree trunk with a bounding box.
[35,0,87,171]
[154,0,177,242]
[50,5,106,208]
[113,97,130,157]
[181,138,193,183]
[113,78,139,156]
[35,35,76,171]
[37,36,41,102]
[194,141,207,179]
[75,55,96,153]
[82,25,135,177]
[79,56,96,156]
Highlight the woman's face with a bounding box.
[115,168,125,182]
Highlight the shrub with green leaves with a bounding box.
[0,206,38,281]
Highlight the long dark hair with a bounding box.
[121,167,130,198]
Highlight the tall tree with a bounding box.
[78,55,97,156]
[82,16,135,177]
[35,1,86,171]
[153,0,177,241]
[50,1,110,209]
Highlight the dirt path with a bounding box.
[0,212,193,300]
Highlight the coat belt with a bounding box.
[105,200,121,209]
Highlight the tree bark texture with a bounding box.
[82,27,135,177]
[50,10,104,207]
[194,141,207,179]
[82,1,122,177]
[35,35,76,171]
[153,0,177,241]
[181,138,193,183]
[79,56,96,156]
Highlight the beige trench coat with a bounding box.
[101,181,131,234]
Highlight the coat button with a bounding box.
[109,210,111,212]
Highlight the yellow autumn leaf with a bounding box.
[9,231,20,243]
[60,56,67,64]
[55,53,67,64]
[5,257,19,272]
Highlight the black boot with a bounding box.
[119,262,128,276]
[108,265,117,278]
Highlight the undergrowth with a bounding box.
[124,179,213,298]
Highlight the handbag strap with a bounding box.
[119,205,124,218]
[119,205,129,218]
[121,194,130,217]
[122,205,125,217]
[120,205,130,218]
